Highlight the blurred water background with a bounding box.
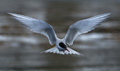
[0,0,120,71]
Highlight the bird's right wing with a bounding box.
[64,13,111,45]
[9,13,57,45]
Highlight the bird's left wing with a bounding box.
[64,13,111,45]
[9,13,57,45]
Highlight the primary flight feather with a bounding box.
[9,13,110,55]
[9,13,57,45]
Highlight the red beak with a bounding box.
[66,48,69,52]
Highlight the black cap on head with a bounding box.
[59,42,67,49]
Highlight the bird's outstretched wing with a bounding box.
[9,13,57,45]
[64,13,111,45]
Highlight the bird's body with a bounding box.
[9,13,110,55]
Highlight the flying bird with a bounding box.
[8,13,110,55]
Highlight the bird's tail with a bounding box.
[43,47,81,55]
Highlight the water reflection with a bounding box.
[0,0,120,71]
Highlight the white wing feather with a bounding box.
[9,13,57,45]
[65,13,111,45]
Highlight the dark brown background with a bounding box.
[0,0,120,71]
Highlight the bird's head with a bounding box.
[58,42,69,52]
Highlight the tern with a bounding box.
[9,13,110,55]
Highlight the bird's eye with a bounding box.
[59,42,66,48]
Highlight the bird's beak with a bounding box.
[66,48,69,52]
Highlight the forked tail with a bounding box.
[43,47,81,55]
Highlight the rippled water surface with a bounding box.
[0,0,120,71]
